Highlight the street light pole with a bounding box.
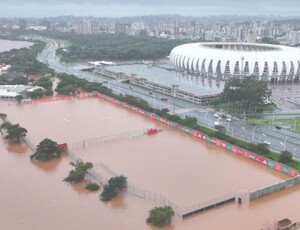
[172,84,179,114]
[259,133,266,142]
[283,136,288,151]
[252,126,257,142]
[241,56,244,80]
[293,146,299,159]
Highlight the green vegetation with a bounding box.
[280,151,293,164]
[0,122,27,142]
[0,39,54,76]
[30,31,197,62]
[216,76,272,113]
[85,182,100,191]
[56,73,106,95]
[146,206,174,227]
[64,162,93,183]
[34,77,53,90]
[0,113,7,121]
[30,138,61,162]
[100,176,127,201]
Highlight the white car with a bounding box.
[214,121,220,126]
[263,140,271,145]
[226,117,232,121]
[214,113,219,118]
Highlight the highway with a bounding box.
[37,37,300,159]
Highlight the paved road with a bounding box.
[37,37,300,160]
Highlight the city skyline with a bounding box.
[2,0,300,18]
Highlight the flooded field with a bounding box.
[0,97,299,230]
[0,39,33,52]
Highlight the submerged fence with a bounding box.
[68,129,149,151]
[250,176,300,200]
[182,193,236,218]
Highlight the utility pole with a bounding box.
[172,84,179,114]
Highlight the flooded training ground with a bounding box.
[1,97,300,230]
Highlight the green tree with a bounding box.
[222,77,271,112]
[255,143,270,155]
[30,138,61,162]
[85,182,100,191]
[100,175,127,201]
[146,206,174,227]
[4,123,27,141]
[0,113,7,121]
[280,150,293,164]
[64,162,93,183]
[34,77,52,90]
[15,95,23,103]
[27,88,44,99]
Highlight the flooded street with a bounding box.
[0,97,299,230]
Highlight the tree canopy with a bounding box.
[64,162,93,183]
[30,138,61,162]
[1,122,27,142]
[146,206,174,227]
[221,76,272,112]
[279,150,293,164]
[100,175,127,201]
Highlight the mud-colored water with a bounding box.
[0,39,33,52]
[0,98,299,230]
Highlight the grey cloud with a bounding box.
[1,0,300,17]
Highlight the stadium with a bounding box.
[169,43,300,82]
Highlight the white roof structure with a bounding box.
[169,42,300,81]
[0,85,44,99]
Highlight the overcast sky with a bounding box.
[2,0,300,18]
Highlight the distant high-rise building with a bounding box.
[245,33,257,43]
[115,23,131,35]
[77,20,99,35]
[91,21,99,34]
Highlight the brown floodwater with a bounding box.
[0,39,34,52]
[0,97,299,230]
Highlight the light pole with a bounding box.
[293,146,299,159]
[241,56,244,80]
[280,136,288,151]
[172,84,179,114]
[283,136,288,151]
[259,133,266,142]
[252,126,258,142]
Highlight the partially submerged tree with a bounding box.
[100,175,127,201]
[30,138,61,162]
[1,123,27,142]
[146,206,174,227]
[0,113,7,121]
[64,162,93,183]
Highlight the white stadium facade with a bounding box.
[169,43,300,82]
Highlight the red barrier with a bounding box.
[212,138,227,148]
[255,155,268,166]
[274,163,283,172]
[290,168,299,177]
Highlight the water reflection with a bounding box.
[31,156,63,173]
[105,64,224,96]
